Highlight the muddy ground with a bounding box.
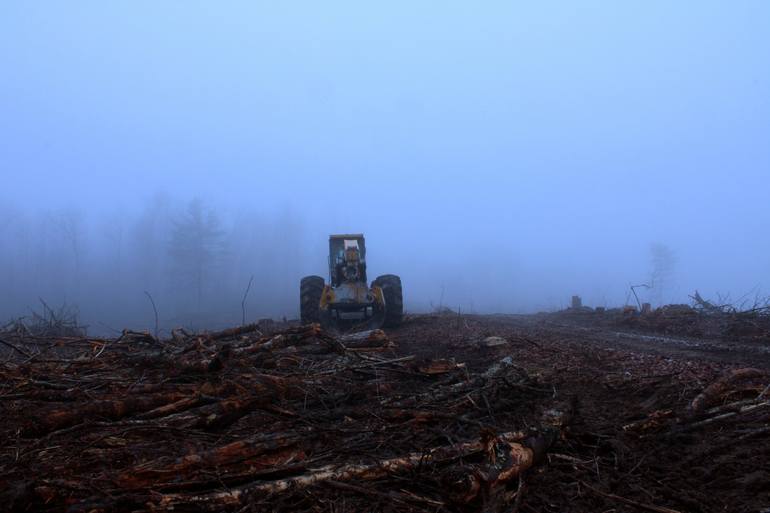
[1,312,768,513]
[395,313,770,513]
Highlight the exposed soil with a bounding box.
[394,313,770,513]
[1,313,768,513]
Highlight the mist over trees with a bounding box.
[0,196,766,334]
[0,196,306,334]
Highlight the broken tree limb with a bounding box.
[679,400,770,432]
[339,329,392,349]
[134,394,217,420]
[27,392,188,435]
[317,355,415,376]
[0,336,33,359]
[689,368,766,413]
[117,431,306,489]
[205,322,262,341]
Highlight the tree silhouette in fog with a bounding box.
[649,243,677,306]
[168,199,225,309]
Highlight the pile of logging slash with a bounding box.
[0,323,571,513]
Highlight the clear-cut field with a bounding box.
[1,311,768,512]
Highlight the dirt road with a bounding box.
[503,313,770,367]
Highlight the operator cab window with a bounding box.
[334,239,360,264]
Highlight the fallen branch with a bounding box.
[0,336,33,359]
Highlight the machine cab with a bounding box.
[329,234,367,287]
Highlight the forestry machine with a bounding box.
[300,234,403,328]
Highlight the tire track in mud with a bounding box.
[538,321,770,369]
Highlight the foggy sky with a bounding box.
[1,2,769,332]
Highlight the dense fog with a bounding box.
[1,3,768,334]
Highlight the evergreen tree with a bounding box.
[168,199,225,308]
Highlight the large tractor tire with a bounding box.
[300,275,325,324]
[374,274,403,327]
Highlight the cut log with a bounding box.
[339,329,392,349]
[153,430,555,511]
[117,432,305,489]
[28,392,188,435]
[417,359,465,375]
[205,323,263,341]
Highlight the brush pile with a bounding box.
[624,305,770,342]
[2,301,86,339]
[569,296,770,342]
[0,323,570,513]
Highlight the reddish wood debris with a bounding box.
[1,312,769,512]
